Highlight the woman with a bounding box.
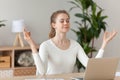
[23,10,117,75]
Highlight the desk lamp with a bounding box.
[12,19,25,47]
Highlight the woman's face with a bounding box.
[52,13,70,33]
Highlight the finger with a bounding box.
[109,31,117,40]
[23,29,27,36]
[23,27,30,36]
[104,32,109,40]
[23,27,27,32]
[111,31,117,36]
[111,31,117,38]
[23,27,27,35]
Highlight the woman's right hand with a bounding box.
[23,28,38,53]
[23,28,31,41]
[23,28,32,44]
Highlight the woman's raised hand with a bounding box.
[23,27,34,46]
[23,28,31,41]
[101,30,117,49]
[23,27,37,53]
[103,30,117,44]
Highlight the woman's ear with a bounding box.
[52,23,56,28]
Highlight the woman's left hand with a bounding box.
[101,30,117,49]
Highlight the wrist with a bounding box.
[27,39,35,47]
[101,42,107,50]
[30,45,37,53]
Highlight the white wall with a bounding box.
[0,0,120,70]
[0,0,76,45]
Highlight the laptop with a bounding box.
[72,57,119,80]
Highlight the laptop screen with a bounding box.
[72,57,119,80]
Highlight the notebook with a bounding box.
[72,57,119,80]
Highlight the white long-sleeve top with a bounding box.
[32,39,104,75]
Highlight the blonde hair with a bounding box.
[49,10,70,38]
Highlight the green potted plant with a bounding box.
[68,0,108,71]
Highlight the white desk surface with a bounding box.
[1,72,120,80]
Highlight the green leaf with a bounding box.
[68,1,81,12]
[91,2,97,15]
[0,24,5,27]
[0,20,6,27]
[75,13,91,23]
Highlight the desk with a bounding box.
[1,73,120,80]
